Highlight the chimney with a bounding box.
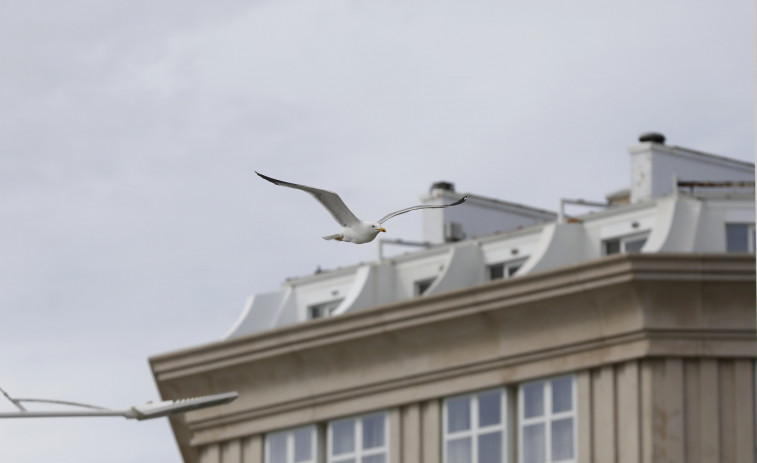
[630,132,666,203]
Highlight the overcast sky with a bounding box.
[0,1,753,461]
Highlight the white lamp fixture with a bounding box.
[0,386,238,420]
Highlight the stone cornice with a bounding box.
[151,254,754,382]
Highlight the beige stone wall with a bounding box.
[197,436,261,463]
[192,358,755,463]
[579,358,755,463]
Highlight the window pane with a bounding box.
[623,237,646,253]
[478,391,501,427]
[551,377,573,413]
[309,300,342,319]
[447,396,471,433]
[268,432,288,463]
[446,437,472,463]
[551,418,574,461]
[603,239,620,255]
[361,455,386,463]
[416,278,435,295]
[507,264,521,277]
[489,264,505,280]
[726,223,749,252]
[523,423,545,463]
[477,432,502,463]
[362,415,385,449]
[309,305,324,320]
[332,419,355,455]
[294,427,312,462]
[523,383,544,418]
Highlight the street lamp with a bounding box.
[0,386,238,420]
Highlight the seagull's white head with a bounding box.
[370,222,387,234]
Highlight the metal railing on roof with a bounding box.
[676,180,755,192]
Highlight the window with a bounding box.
[266,426,318,463]
[519,376,576,463]
[309,299,343,320]
[488,260,525,281]
[444,389,508,463]
[415,278,436,296]
[726,223,756,253]
[328,413,388,463]
[602,233,648,256]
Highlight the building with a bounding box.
[150,133,756,463]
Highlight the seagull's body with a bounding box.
[256,172,467,244]
[323,221,382,244]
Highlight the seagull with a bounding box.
[256,172,468,244]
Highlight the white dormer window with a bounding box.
[488,259,526,280]
[726,223,756,253]
[602,233,649,256]
[415,278,436,296]
[308,299,343,320]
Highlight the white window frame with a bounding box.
[518,375,577,463]
[488,259,527,281]
[443,388,509,463]
[265,425,319,463]
[327,412,389,463]
[414,278,436,296]
[308,299,343,320]
[602,232,649,256]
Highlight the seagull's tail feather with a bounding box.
[323,233,342,241]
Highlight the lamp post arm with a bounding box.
[0,409,130,418]
[0,386,26,411]
[0,389,238,420]
[14,398,110,411]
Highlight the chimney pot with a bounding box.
[638,132,666,144]
[431,181,455,192]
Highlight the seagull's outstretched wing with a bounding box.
[256,172,360,227]
[378,195,468,225]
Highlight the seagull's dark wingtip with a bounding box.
[255,171,280,185]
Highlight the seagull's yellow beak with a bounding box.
[379,227,387,233]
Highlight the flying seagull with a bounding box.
[256,172,468,244]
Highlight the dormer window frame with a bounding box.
[488,258,527,281]
[415,278,437,296]
[308,299,343,320]
[602,232,650,256]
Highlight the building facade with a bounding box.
[151,134,756,463]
